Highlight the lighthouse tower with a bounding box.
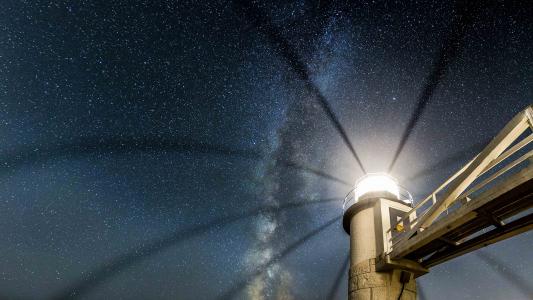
[342,174,419,300]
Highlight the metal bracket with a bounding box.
[477,209,505,228]
[438,236,460,246]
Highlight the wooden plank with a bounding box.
[376,254,429,276]
[481,133,533,174]
[459,149,533,199]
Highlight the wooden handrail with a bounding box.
[387,153,480,233]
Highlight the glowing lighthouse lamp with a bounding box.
[354,173,401,202]
[343,173,418,300]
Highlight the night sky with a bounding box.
[0,1,532,299]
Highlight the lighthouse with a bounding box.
[342,173,419,300]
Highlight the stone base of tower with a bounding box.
[349,259,416,300]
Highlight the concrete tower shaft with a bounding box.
[343,174,417,300]
[344,198,416,300]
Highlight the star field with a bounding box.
[0,1,532,299]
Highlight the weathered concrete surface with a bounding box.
[349,259,416,300]
[347,198,417,300]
